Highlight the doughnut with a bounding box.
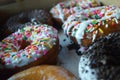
[0,24,59,80]
[50,0,100,23]
[79,32,120,80]
[6,9,53,34]
[8,65,77,80]
[63,6,120,52]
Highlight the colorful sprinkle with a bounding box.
[99,28,104,34]
[0,24,58,68]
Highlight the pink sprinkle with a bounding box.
[59,2,64,7]
[7,60,11,64]
[79,46,87,53]
[25,31,31,38]
[2,44,6,48]
[89,24,93,27]
[34,57,38,61]
[35,50,40,54]
[98,13,103,18]
[43,50,47,55]
[17,54,20,58]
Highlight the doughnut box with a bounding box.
[0,0,120,80]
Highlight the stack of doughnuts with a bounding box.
[51,1,120,79]
[50,0,100,24]
[1,0,120,80]
[63,6,120,52]
[0,24,59,80]
[8,65,77,80]
[79,32,120,80]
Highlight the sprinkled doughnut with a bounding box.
[79,32,120,80]
[50,0,100,23]
[8,65,77,80]
[6,9,53,34]
[0,24,59,80]
[63,6,120,52]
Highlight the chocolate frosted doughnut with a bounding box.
[6,9,53,34]
[27,9,53,25]
[79,32,120,80]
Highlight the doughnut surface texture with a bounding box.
[79,32,120,80]
[8,65,77,80]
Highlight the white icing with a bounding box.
[63,6,120,45]
[0,24,58,69]
[79,55,98,80]
[50,0,100,22]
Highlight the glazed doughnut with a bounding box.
[50,0,100,23]
[79,32,120,80]
[0,24,59,80]
[8,65,77,80]
[63,6,120,52]
[6,9,53,34]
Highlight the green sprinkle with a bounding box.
[91,15,96,19]
[23,36,27,40]
[30,28,32,31]
[86,30,89,32]
[2,41,5,44]
[4,48,11,50]
[22,54,26,57]
[21,28,25,32]
[12,54,15,57]
[92,20,97,25]
[83,18,88,20]
[95,15,100,19]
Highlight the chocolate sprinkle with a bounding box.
[79,32,120,80]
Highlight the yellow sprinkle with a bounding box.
[106,19,109,22]
[27,55,31,59]
[32,40,39,45]
[43,42,48,46]
[99,28,104,34]
[13,56,17,60]
[32,32,37,35]
[24,27,31,31]
[94,25,98,29]
[48,44,52,48]
[41,37,50,41]
[107,12,113,16]
[112,19,114,21]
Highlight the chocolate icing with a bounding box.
[79,32,120,80]
[6,9,52,33]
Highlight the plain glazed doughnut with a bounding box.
[6,9,53,34]
[63,6,120,52]
[50,0,100,23]
[79,32,120,80]
[8,65,77,80]
[0,24,59,80]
